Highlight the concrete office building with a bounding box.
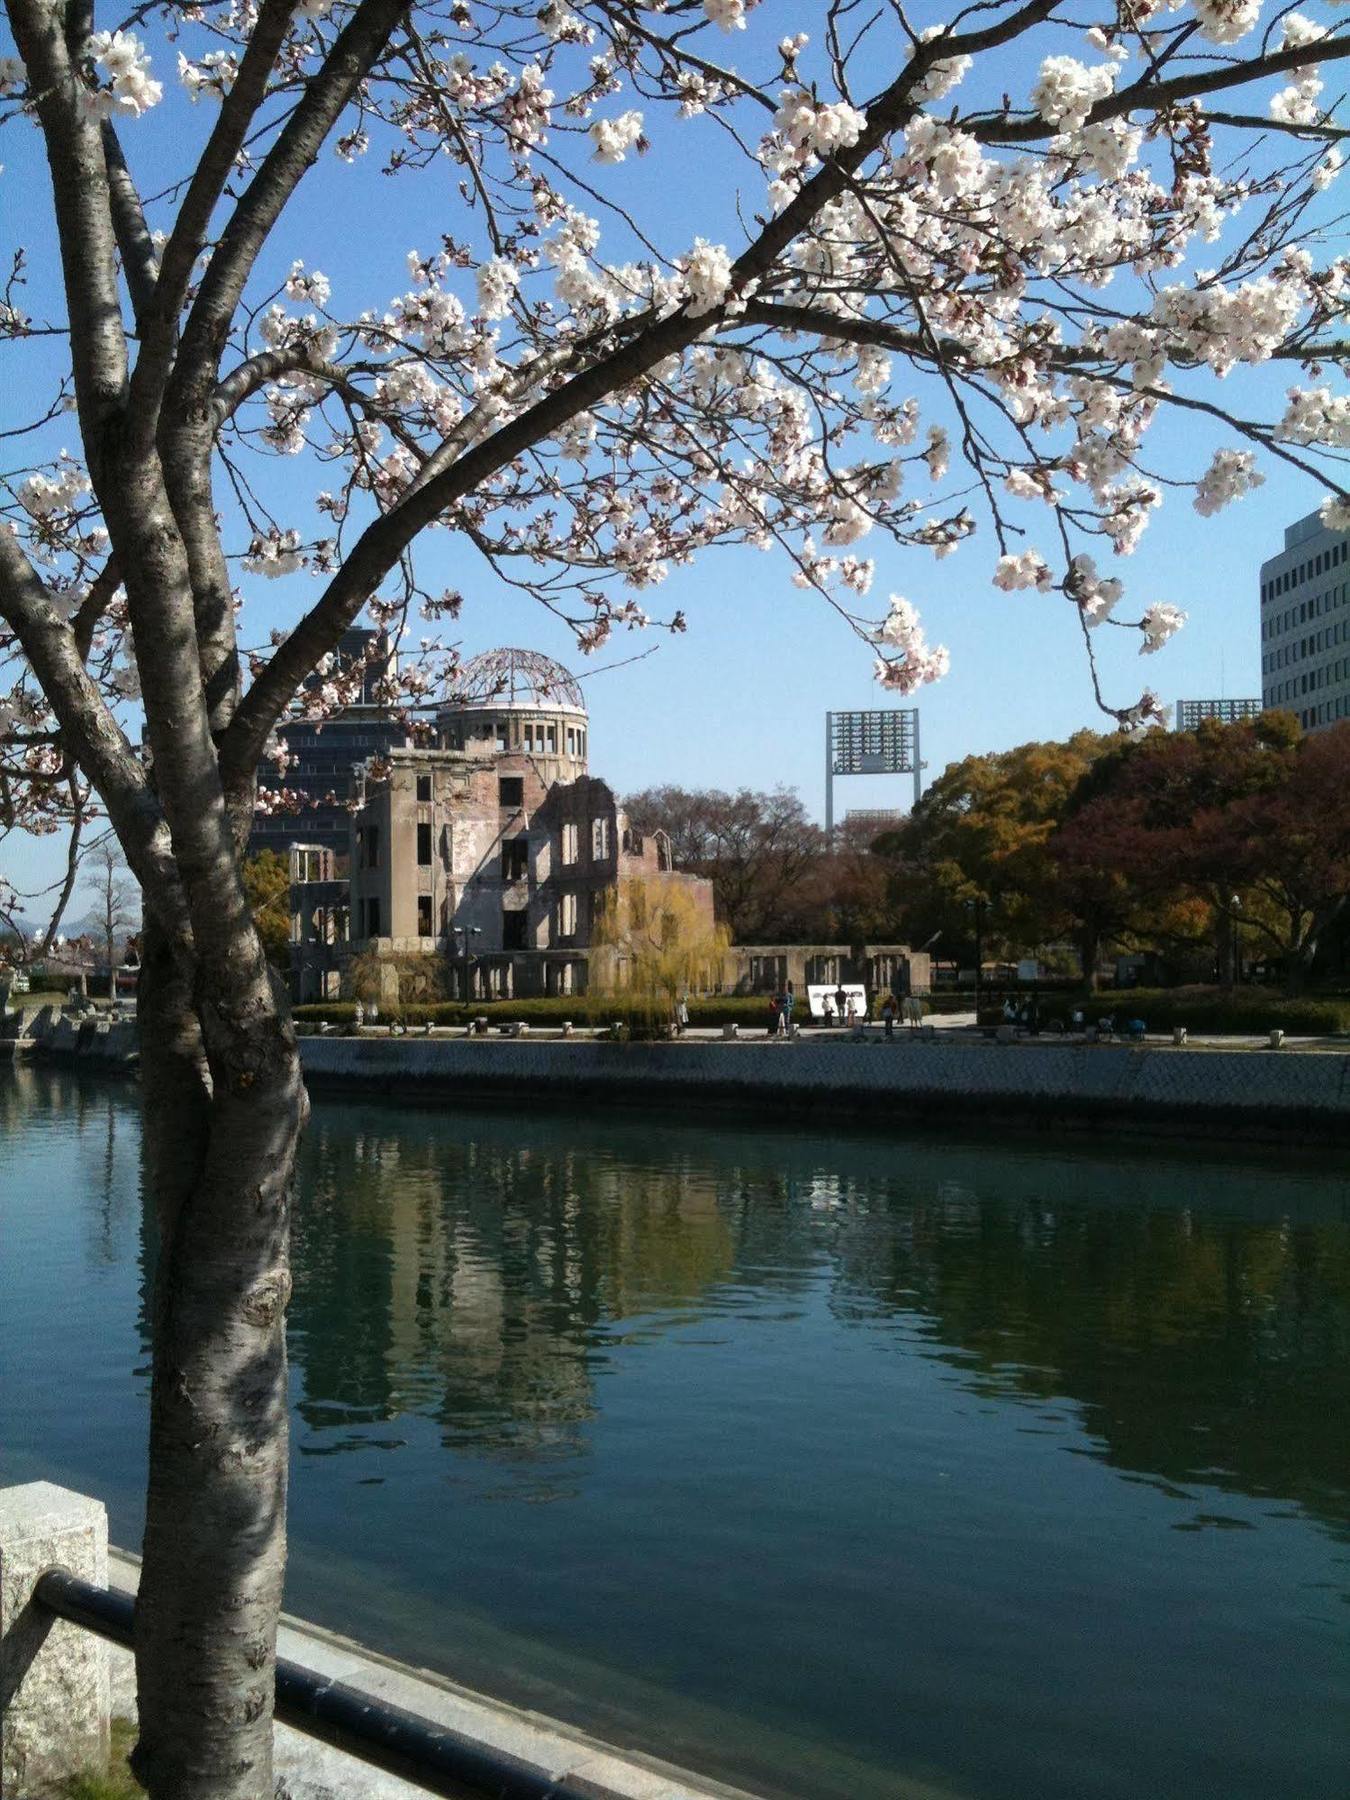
[1174,698,1262,731]
[250,628,408,863]
[1260,509,1350,732]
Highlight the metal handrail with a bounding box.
[34,1568,599,1800]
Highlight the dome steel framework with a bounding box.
[447,647,586,713]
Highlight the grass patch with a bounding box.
[53,1719,142,1799]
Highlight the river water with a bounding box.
[2,1063,1347,1800]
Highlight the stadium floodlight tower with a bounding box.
[825,708,922,839]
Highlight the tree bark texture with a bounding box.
[132,923,308,1800]
[1080,928,1100,994]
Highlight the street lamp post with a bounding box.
[452,924,482,1004]
[968,896,986,1016]
[1227,894,1242,989]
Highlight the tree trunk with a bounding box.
[1079,926,1100,993]
[1284,898,1345,998]
[132,920,308,1800]
[1284,938,1314,998]
[1221,914,1237,991]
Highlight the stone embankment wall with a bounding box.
[2,1009,139,1068]
[299,1035,1350,1143]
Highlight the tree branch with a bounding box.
[165,0,411,427]
[127,0,300,440]
[33,767,87,957]
[219,0,1065,781]
[969,32,1350,145]
[101,120,159,326]
[0,526,188,949]
[210,343,360,423]
[7,0,128,479]
[1203,108,1350,141]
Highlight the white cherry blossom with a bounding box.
[703,0,748,30]
[993,550,1054,592]
[1194,449,1265,516]
[589,110,644,163]
[677,240,734,317]
[1030,56,1116,131]
[85,30,162,118]
[1193,0,1263,44]
[1139,602,1186,653]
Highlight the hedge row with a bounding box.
[976,987,1350,1036]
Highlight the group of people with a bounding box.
[768,982,864,1035]
[670,980,913,1039]
[1001,996,1042,1035]
[767,982,798,1036]
[822,983,861,1028]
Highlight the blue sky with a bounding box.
[0,2,1339,910]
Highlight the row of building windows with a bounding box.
[377,816,619,883]
[1296,696,1350,729]
[1263,615,1350,673]
[439,718,588,757]
[284,730,393,751]
[336,889,614,947]
[1265,657,1350,705]
[1262,581,1349,640]
[1261,538,1349,603]
[488,718,587,757]
[394,892,603,946]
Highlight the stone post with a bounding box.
[0,1482,110,1796]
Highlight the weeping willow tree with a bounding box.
[589,875,730,1033]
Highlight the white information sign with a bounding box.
[806,983,868,1022]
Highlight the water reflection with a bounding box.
[290,1111,739,1481]
[275,1095,1350,1539]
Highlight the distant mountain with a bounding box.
[55,908,141,945]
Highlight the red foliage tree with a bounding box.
[1051,715,1350,993]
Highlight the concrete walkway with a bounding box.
[106,1552,761,1800]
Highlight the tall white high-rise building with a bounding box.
[1260,509,1350,732]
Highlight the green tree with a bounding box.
[590,873,730,1028]
[241,851,291,972]
[878,732,1117,973]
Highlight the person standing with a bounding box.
[676,991,690,1036]
[881,995,896,1039]
[767,990,781,1037]
[833,982,848,1028]
[780,981,795,1036]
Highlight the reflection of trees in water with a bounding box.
[287,1110,738,1474]
[1,1065,141,1273]
[821,1179,1350,1537]
[130,1082,1350,1530]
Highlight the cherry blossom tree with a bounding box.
[1,0,1347,1792]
